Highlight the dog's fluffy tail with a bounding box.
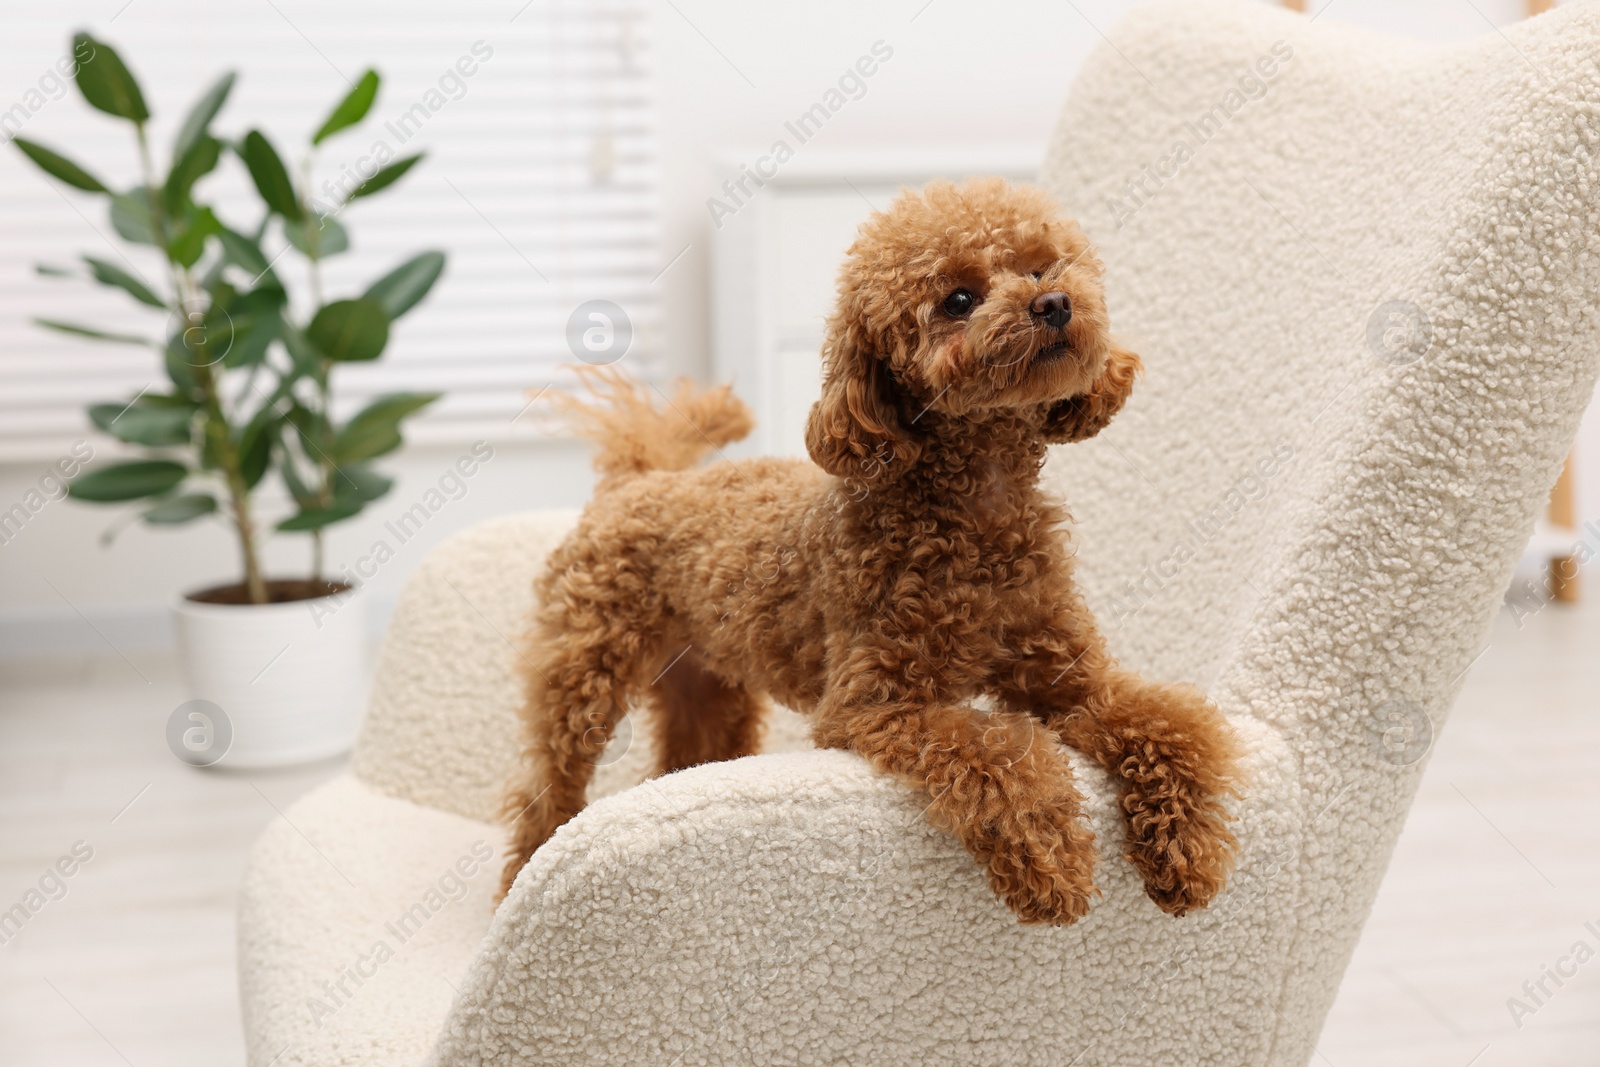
[551,366,754,483]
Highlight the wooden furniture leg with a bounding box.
[1547,451,1579,602]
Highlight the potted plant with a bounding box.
[15,32,446,767]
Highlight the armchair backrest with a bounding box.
[1039,0,1600,1049]
[351,512,579,823]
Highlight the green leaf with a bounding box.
[167,302,227,370]
[307,298,389,362]
[162,133,221,215]
[36,264,74,277]
[172,71,235,163]
[332,391,438,462]
[82,255,164,308]
[12,137,107,192]
[336,425,399,464]
[89,400,195,446]
[167,204,222,268]
[163,341,198,392]
[347,152,423,201]
[72,33,149,122]
[312,69,380,145]
[35,318,148,345]
[167,278,278,368]
[234,281,288,314]
[219,285,287,368]
[283,399,320,439]
[217,227,273,278]
[239,130,302,220]
[109,187,158,245]
[139,391,203,408]
[283,213,349,258]
[331,465,394,504]
[143,492,216,524]
[277,502,363,532]
[278,443,316,504]
[364,251,445,319]
[279,321,322,376]
[238,420,275,489]
[68,460,186,502]
[222,322,276,369]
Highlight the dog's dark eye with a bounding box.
[942,289,978,317]
[1030,271,1043,280]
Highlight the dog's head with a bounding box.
[805,178,1140,481]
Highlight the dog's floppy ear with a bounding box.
[1042,342,1142,443]
[805,315,920,481]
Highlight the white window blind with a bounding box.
[0,0,659,460]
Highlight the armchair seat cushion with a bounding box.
[238,775,500,1067]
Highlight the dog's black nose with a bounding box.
[1029,291,1072,329]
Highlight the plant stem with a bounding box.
[202,360,270,604]
[137,122,268,605]
[218,414,270,603]
[184,268,269,605]
[301,156,333,585]
[310,267,331,587]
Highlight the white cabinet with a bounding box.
[711,149,1039,458]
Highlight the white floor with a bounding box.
[0,598,1596,1066]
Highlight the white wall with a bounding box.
[649,0,1534,380]
[4,0,1587,651]
[0,438,597,652]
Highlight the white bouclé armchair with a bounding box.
[238,2,1600,1063]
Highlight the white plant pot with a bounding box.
[172,584,369,769]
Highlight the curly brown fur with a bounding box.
[500,179,1241,924]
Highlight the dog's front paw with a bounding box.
[981,803,1099,926]
[1097,683,1242,916]
[1123,794,1236,916]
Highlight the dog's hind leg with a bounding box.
[499,550,661,898]
[645,645,767,775]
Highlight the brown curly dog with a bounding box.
[501,178,1240,925]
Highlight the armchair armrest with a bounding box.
[430,717,1298,1067]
